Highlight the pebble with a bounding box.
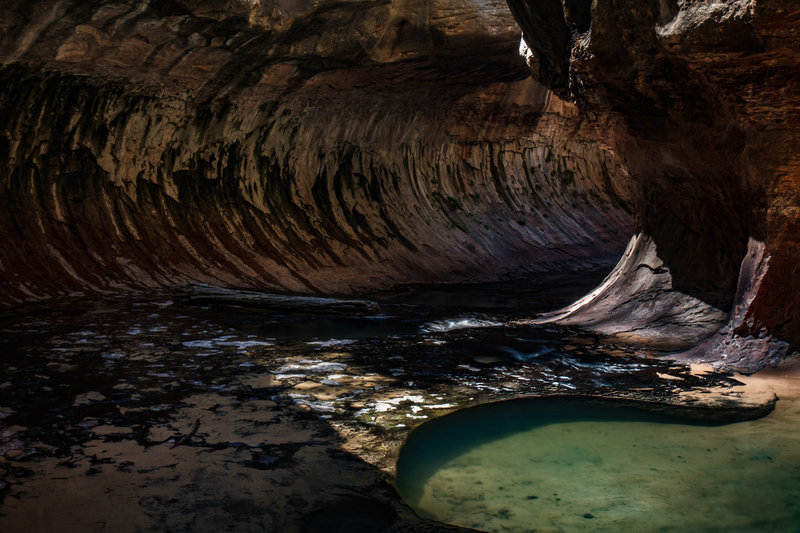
[73,391,107,405]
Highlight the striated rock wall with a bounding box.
[510,0,800,371]
[10,0,794,373]
[0,0,632,303]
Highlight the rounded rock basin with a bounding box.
[395,397,800,532]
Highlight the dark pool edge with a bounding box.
[382,389,778,532]
[387,389,778,466]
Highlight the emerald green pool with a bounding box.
[395,398,800,532]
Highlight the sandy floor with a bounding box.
[731,353,800,405]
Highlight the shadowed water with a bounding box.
[396,398,800,532]
[0,271,765,531]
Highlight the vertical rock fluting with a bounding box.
[0,0,632,304]
[509,0,800,371]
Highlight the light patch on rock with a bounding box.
[306,339,356,348]
[276,361,347,373]
[425,403,456,409]
[73,391,106,405]
[421,317,502,333]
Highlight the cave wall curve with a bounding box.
[0,0,633,303]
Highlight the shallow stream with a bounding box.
[0,271,785,531]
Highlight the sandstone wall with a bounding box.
[510,0,800,370]
[0,0,632,302]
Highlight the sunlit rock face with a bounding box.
[0,0,631,303]
[509,0,800,371]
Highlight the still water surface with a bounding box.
[396,398,800,532]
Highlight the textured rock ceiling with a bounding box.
[0,0,632,299]
[1,0,798,371]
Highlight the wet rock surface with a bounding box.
[0,276,769,532]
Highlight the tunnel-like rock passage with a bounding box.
[0,0,797,372]
[0,0,630,298]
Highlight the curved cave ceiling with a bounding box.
[0,0,798,372]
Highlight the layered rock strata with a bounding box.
[4,0,793,372]
[0,0,631,303]
[510,0,800,371]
